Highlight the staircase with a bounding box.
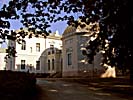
[49,72,62,78]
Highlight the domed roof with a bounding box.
[63,25,76,35]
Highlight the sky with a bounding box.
[0,0,68,35]
[0,0,69,48]
[0,19,68,48]
[0,0,83,35]
[9,19,68,35]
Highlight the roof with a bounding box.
[62,22,100,37]
[62,25,76,35]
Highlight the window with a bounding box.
[48,60,50,70]
[21,41,26,50]
[52,49,54,54]
[67,53,72,65]
[36,43,40,52]
[52,59,54,70]
[36,61,40,70]
[50,45,54,48]
[48,51,51,55]
[21,60,25,70]
[30,47,32,53]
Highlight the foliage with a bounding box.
[0,0,131,78]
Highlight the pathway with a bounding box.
[35,78,130,100]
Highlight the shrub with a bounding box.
[0,70,37,100]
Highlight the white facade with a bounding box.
[7,30,62,74]
[0,48,7,70]
[14,36,46,73]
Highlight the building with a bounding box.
[7,30,62,74]
[62,22,104,77]
[42,32,63,76]
[43,47,62,77]
[0,48,7,70]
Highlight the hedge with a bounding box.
[0,70,37,100]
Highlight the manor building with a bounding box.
[0,48,7,70]
[0,23,105,78]
[62,22,104,77]
[6,30,62,74]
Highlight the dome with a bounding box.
[63,25,76,35]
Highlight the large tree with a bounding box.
[0,0,131,81]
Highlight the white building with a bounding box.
[0,48,7,70]
[43,47,62,77]
[7,30,62,74]
[62,23,104,77]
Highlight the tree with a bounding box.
[0,0,131,81]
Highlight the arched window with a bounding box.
[48,51,51,55]
[52,59,54,70]
[48,60,50,70]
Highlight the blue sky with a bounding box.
[0,0,68,48]
[0,0,68,35]
[0,0,83,35]
[9,19,68,35]
[0,0,83,48]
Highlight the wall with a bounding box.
[0,53,7,70]
[62,33,79,77]
[43,48,62,74]
[7,32,62,74]
[62,32,105,78]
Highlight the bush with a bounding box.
[0,70,37,100]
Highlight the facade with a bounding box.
[7,30,62,74]
[0,21,105,78]
[62,22,104,77]
[0,48,7,70]
[43,47,62,76]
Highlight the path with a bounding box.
[35,78,130,100]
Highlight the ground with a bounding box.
[34,78,133,100]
